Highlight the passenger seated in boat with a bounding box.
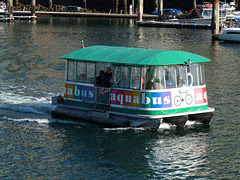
[145,66,155,90]
[165,71,174,88]
[177,75,187,88]
[96,70,104,86]
[101,67,112,87]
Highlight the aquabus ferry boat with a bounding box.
[52,45,214,129]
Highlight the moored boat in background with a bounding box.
[0,1,7,20]
[179,1,235,25]
[219,18,240,42]
[218,28,240,42]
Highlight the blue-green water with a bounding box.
[0,17,239,179]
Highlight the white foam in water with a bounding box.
[104,127,146,131]
[159,122,173,129]
[0,84,55,116]
[1,103,56,116]
[185,120,197,126]
[7,117,50,124]
[50,118,89,126]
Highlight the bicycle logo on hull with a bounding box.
[174,90,193,106]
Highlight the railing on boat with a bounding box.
[95,86,110,105]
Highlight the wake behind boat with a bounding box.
[51,46,214,129]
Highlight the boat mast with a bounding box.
[193,0,197,9]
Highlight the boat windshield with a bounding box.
[163,10,172,15]
[203,10,212,16]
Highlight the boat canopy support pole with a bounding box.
[212,0,220,35]
[158,0,163,17]
[138,0,143,21]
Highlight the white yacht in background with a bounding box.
[219,18,240,42]
[218,28,240,42]
[201,2,235,20]
[179,2,236,25]
[0,1,8,21]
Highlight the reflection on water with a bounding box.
[0,17,239,179]
[147,134,209,178]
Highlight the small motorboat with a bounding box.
[218,28,240,42]
[0,1,11,22]
[219,18,240,42]
[0,1,6,18]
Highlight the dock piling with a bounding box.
[138,0,143,21]
[212,0,220,36]
[31,0,36,16]
[49,0,52,9]
[132,0,135,14]
[83,0,87,9]
[158,0,163,17]
[7,0,13,20]
[124,0,127,14]
[116,0,119,13]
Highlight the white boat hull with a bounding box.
[51,97,214,129]
[218,28,240,42]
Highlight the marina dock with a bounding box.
[138,20,211,29]
[7,11,212,30]
[12,15,37,20]
[13,11,157,19]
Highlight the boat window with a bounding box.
[155,66,165,89]
[164,66,177,89]
[96,62,110,77]
[141,66,168,90]
[67,61,77,81]
[96,62,111,86]
[131,67,141,89]
[121,66,130,88]
[199,64,206,85]
[77,62,86,82]
[176,66,188,88]
[203,10,211,16]
[142,66,156,90]
[113,66,121,87]
[220,10,225,17]
[189,64,200,86]
[86,63,95,84]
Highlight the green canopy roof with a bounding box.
[60,45,211,66]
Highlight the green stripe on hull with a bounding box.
[110,105,208,115]
[64,99,208,116]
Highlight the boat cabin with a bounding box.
[61,45,210,116]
